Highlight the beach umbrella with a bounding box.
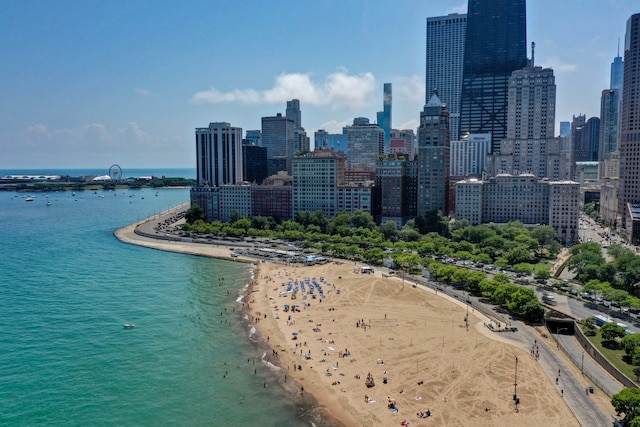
[292,332,298,336]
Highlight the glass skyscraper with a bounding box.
[376,83,392,153]
[459,0,528,152]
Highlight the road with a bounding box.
[412,278,617,427]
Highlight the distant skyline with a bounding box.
[1,1,637,169]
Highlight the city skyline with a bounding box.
[1,0,637,169]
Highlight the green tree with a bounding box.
[530,225,560,256]
[612,388,640,425]
[622,334,640,358]
[583,317,597,336]
[185,205,205,224]
[601,322,626,343]
[379,221,399,241]
[465,271,487,295]
[505,245,533,265]
[351,210,375,230]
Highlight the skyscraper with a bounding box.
[425,13,466,142]
[417,92,450,215]
[346,117,384,170]
[376,83,392,153]
[507,66,556,140]
[286,99,301,128]
[599,51,623,228]
[618,13,640,235]
[611,51,623,91]
[194,122,243,187]
[459,0,528,152]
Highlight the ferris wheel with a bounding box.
[108,164,123,182]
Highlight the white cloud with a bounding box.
[25,124,49,136]
[317,119,350,134]
[191,69,376,109]
[23,122,168,149]
[262,73,322,104]
[540,57,577,73]
[395,75,425,102]
[397,119,419,131]
[448,3,467,14]
[135,88,153,96]
[82,123,113,142]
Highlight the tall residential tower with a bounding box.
[619,13,640,238]
[376,83,392,153]
[417,92,450,215]
[425,13,466,143]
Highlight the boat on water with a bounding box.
[123,323,135,329]
[25,197,35,202]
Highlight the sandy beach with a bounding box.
[246,261,581,427]
[116,218,593,426]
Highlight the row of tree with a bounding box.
[569,242,640,295]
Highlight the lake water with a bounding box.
[0,182,326,426]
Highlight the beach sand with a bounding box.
[115,219,606,426]
[246,261,582,427]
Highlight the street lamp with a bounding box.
[556,327,568,349]
[513,356,519,410]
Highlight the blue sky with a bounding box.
[1,0,637,169]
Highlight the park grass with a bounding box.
[584,326,637,380]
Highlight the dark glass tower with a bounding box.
[459,0,527,153]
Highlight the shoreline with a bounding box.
[115,214,582,426]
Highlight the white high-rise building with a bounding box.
[450,133,491,177]
[194,122,243,187]
[507,66,556,140]
[426,13,466,142]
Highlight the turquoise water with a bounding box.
[0,167,196,179]
[0,187,320,426]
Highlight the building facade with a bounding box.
[455,174,579,244]
[292,150,347,219]
[337,186,372,215]
[346,117,384,170]
[425,13,466,142]
[507,66,556,140]
[417,92,450,215]
[486,138,564,179]
[599,89,620,164]
[389,129,416,159]
[251,185,292,222]
[242,142,268,184]
[619,13,640,236]
[450,133,491,177]
[286,99,301,128]
[459,0,528,152]
[261,112,294,174]
[219,184,252,222]
[194,122,243,187]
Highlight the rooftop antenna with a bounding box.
[531,42,535,67]
[618,37,620,57]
